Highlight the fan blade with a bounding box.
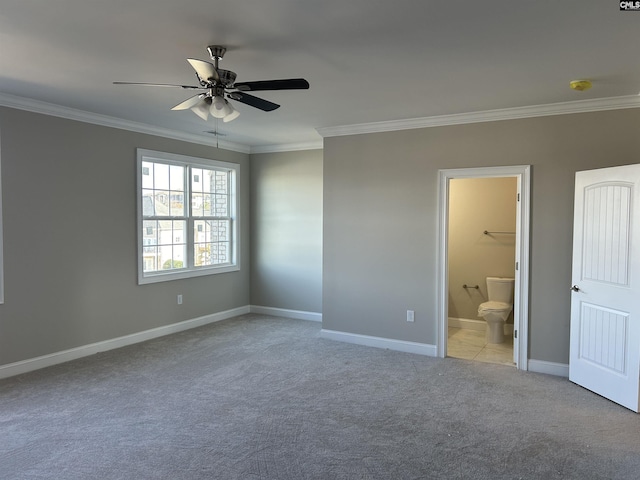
[113,81,201,89]
[171,94,206,111]
[187,59,220,84]
[233,78,309,92]
[228,92,280,112]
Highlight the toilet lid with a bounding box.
[478,301,511,312]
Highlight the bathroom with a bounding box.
[447,177,517,366]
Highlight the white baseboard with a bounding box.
[528,359,569,377]
[250,305,322,322]
[320,329,437,357]
[448,317,485,331]
[0,305,250,380]
[448,317,514,335]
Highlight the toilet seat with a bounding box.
[478,301,512,325]
[478,301,511,315]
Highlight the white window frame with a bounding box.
[136,149,240,285]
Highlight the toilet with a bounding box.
[477,277,514,344]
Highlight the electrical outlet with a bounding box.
[177,294,183,305]
[406,310,415,322]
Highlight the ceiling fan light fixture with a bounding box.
[210,95,233,119]
[223,106,240,123]
[191,104,209,121]
[191,97,211,120]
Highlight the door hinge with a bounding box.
[514,330,518,339]
[517,193,520,202]
[516,261,519,270]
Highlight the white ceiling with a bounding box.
[1,1,639,151]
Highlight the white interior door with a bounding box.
[570,164,640,412]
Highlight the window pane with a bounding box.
[169,245,185,269]
[192,192,204,217]
[214,170,228,194]
[143,162,186,218]
[215,193,228,217]
[168,192,184,217]
[169,165,184,191]
[142,161,154,189]
[153,190,170,216]
[172,221,186,245]
[153,220,186,271]
[142,220,157,243]
[154,163,169,190]
[142,190,155,217]
[203,194,214,217]
[169,165,185,216]
[142,220,158,272]
[143,247,158,272]
[193,169,230,218]
[194,219,230,266]
[192,168,204,192]
[211,242,229,264]
[192,168,208,217]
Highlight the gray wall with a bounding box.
[4,105,640,370]
[0,107,250,366]
[323,108,640,365]
[250,149,323,313]
[448,177,517,321]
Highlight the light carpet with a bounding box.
[1,314,639,479]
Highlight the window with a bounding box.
[137,149,240,284]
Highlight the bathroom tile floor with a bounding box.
[447,327,515,367]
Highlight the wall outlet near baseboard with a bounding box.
[406,310,415,322]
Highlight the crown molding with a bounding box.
[316,95,640,138]
[0,93,252,154]
[251,140,323,154]
[6,92,639,153]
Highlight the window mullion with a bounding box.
[186,165,195,269]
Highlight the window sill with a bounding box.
[138,264,239,285]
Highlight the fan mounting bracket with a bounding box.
[207,45,227,60]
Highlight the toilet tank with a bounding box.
[486,277,514,303]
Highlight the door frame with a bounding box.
[437,165,531,370]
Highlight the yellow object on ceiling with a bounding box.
[570,80,592,91]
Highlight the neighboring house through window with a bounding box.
[137,149,239,284]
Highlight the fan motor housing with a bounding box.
[217,69,237,87]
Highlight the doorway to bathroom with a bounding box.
[437,166,531,370]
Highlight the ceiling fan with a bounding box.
[114,45,309,123]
